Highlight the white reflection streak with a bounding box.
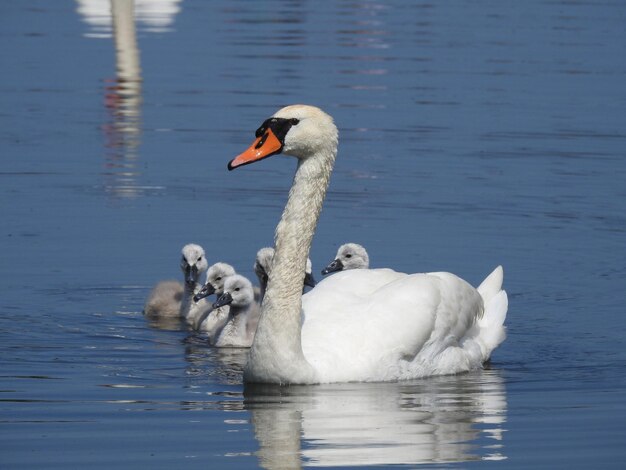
[76,0,182,37]
[76,0,180,199]
[99,0,143,199]
[245,371,507,468]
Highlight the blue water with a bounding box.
[1,0,625,468]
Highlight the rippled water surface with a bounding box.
[1,0,625,468]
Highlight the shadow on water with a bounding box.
[244,369,507,468]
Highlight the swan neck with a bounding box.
[258,281,267,304]
[246,146,336,384]
[180,282,200,319]
[219,307,247,340]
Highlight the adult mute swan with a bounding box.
[322,243,370,275]
[228,104,508,384]
[143,243,208,319]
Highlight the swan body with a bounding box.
[212,274,260,348]
[322,243,369,275]
[143,243,208,319]
[227,105,508,384]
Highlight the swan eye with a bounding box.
[290,118,300,125]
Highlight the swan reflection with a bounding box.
[77,0,180,199]
[245,370,507,468]
[76,0,182,37]
[101,0,143,199]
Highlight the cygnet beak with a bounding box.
[184,265,200,286]
[321,259,343,275]
[193,283,216,302]
[213,292,233,309]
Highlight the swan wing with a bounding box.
[301,271,482,382]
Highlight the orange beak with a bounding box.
[228,128,283,170]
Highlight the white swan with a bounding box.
[143,243,208,319]
[193,262,236,342]
[228,104,508,384]
[211,274,260,348]
[254,246,316,303]
[321,243,370,275]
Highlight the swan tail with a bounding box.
[476,266,508,361]
[477,265,503,304]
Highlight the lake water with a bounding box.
[1,0,625,468]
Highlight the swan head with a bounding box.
[213,274,254,310]
[180,243,208,286]
[193,262,236,302]
[253,246,316,289]
[228,104,338,169]
[322,243,369,275]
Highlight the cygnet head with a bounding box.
[254,246,316,289]
[253,247,275,287]
[213,274,254,310]
[322,243,369,275]
[193,262,236,302]
[180,243,208,286]
[228,105,338,169]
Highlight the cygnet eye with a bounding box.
[235,287,240,292]
[216,276,222,281]
[345,254,352,258]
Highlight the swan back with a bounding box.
[301,271,484,382]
